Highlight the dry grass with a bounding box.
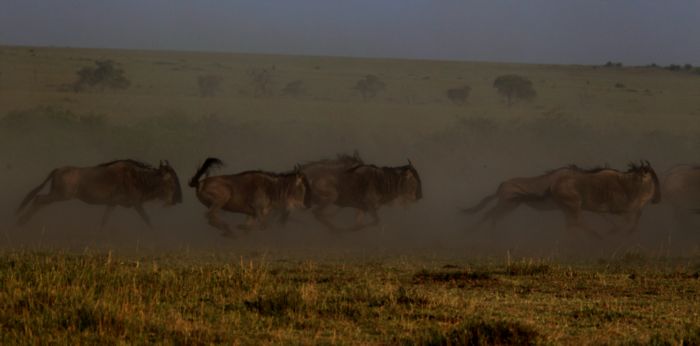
[1,251,699,344]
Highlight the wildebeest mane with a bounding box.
[549,164,610,174]
[299,152,363,169]
[348,164,415,197]
[98,159,153,169]
[232,169,300,178]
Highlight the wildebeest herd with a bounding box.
[13,153,700,240]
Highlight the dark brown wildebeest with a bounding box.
[462,165,578,228]
[306,159,422,231]
[189,158,312,237]
[549,161,661,236]
[16,159,182,228]
[282,152,364,225]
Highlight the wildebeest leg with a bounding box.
[347,208,380,232]
[470,200,517,231]
[562,209,601,240]
[18,192,66,225]
[277,210,290,225]
[313,205,341,232]
[100,205,115,230]
[368,209,380,227]
[237,215,257,233]
[355,210,365,227]
[623,210,643,234]
[207,204,233,237]
[133,205,153,229]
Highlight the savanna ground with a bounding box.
[1,251,700,344]
[1,45,700,344]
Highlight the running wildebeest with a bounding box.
[282,152,364,225]
[304,158,422,231]
[462,165,578,229]
[549,161,661,236]
[16,159,182,228]
[661,165,700,225]
[189,158,312,237]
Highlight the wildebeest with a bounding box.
[549,161,661,236]
[662,165,700,222]
[189,158,312,237]
[446,86,471,104]
[462,165,577,228]
[304,158,423,231]
[16,159,182,228]
[284,152,364,225]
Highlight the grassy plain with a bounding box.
[1,251,700,344]
[2,45,700,344]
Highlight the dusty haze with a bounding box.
[1,46,699,259]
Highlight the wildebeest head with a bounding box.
[628,160,661,204]
[398,159,422,204]
[284,166,313,210]
[157,160,183,206]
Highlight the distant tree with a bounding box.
[604,61,623,68]
[354,74,386,100]
[667,64,682,71]
[197,74,223,97]
[614,82,625,88]
[281,80,306,98]
[684,64,693,71]
[73,60,130,92]
[446,85,471,105]
[247,67,275,97]
[493,74,536,106]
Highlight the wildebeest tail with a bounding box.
[189,158,223,188]
[16,169,56,214]
[461,191,498,214]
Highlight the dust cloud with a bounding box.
[1,55,700,260]
[2,109,699,260]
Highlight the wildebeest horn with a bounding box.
[407,159,414,167]
[159,160,164,167]
[165,160,170,166]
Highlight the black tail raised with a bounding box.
[189,158,223,188]
[17,169,56,214]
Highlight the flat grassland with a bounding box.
[1,251,700,344]
[2,45,700,344]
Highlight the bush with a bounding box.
[281,80,306,98]
[354,75,386,100]
[446,86,470,105]
[667,64,682,71]
[493,74,536,106]
[197,74,223,97]
[247,67,275,97]
[73,60,130,92]
[604,61,623,68]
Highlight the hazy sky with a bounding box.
[1,1,699,65]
